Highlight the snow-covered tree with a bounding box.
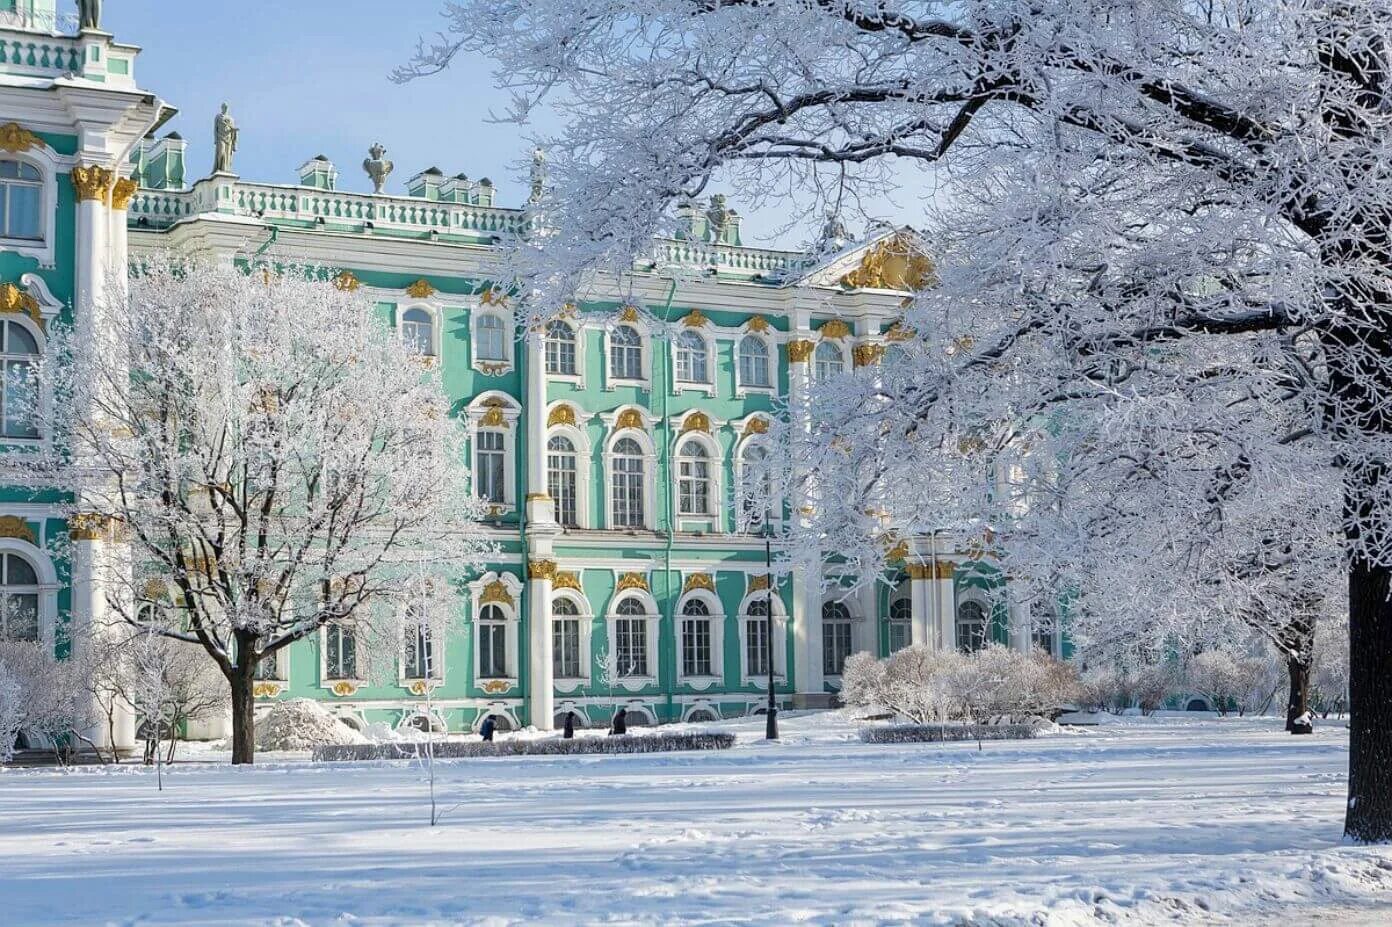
[6,255,487,764]
[0,642,99,765]
[411,0,1392,842]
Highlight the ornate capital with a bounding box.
[71,165,115,202]
[0,122,41,153]
[853,343,886,368]
[0,515,36,544]
[110,177,139,211]
[529,560,558,582]
[69,513,119,542]
[0,283,43,329]
[885,321,916,342]
[786,339,815,364]
[682,573,715,595]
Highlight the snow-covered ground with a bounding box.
[2,712,1390,926]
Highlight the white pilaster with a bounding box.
[908,565,932,648]
[1007,582,1032,652]
[786,329,824,700]
[527,563,555,731]
[856,582,878,658]
[524,332,555,524]
[933,561,957,652]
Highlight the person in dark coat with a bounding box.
[563,712,576,740]
[609,707,628,736]
[480,715,497,742]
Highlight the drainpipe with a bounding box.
[655,276,678,722]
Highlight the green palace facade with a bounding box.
[0,4,1062,748]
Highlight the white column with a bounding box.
[524,332,554,524]
[856,582,878,658]
[933,561,957,652]
[909,564,932,648]
[527,562,555,730]
[72,166,111,349]
[786,335,824,700]
[1007,581,1032,652]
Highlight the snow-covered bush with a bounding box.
[0,643,96,764]
[1186,651,1282,717]
[255,699,369,752]
[861,723,1042,744]
[313,731,736,762]
[1312,620,1351,718]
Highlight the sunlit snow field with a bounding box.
[3,712,1391,926]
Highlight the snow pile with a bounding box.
[255,699,369,752]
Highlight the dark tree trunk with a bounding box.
[1287,656,1313,735]
[229,666,256,766]
[1346,559,1392,842]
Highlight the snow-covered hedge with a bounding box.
[860,723,1042,744]
[312,731,736,762]
[256,699,369,752]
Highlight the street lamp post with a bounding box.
[764,525,779,740]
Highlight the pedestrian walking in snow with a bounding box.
[610,707,627,736]
[480,715,497,742]
[563,712,576,740]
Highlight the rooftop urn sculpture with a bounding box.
[364,143,394,194]
[78,0,101,30]
[706,194,733,238]
[817,210,854,254]
[213,103,238,175]
[529,147,547,204]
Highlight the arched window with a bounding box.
[0,160,42,241]
[0,551,39,642]
[614,596,651,677]
[552,597,583,679]
[478,603,508,679]
[889,587,912,654]
[476,313,507,362]
[677,440,712,516]
[680,598,714,677]
[815,342,844,381]
[744,599,772,677]
[675,330,709,384]
[822,601,853,676]
[610,324,643,380]
[957,600,988,653]
[1,320,39,440]
[400,308,435,357]
[547,435,579,527]
[612,437,646,528]
[738,336,770,388]
[545,320,577,375]
[325,622,358,681]
[475,429,507,503]
[739,442,772,531]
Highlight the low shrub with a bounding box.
[860,723,1041,744]
[313,730,736,762]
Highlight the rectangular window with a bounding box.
[325,623,358,680]
[1,169,42,241]
[553,618,582,678]
[678,460,709,516]
[615,618,648,677]
[822,621,852,676]
[612,459,644,528]
[404,625,434,679]
[681,618,712,677]
[547,457,578,527]
[0,592,38,643]
[888,621,911,655]
[746,620,770,678]
[476,430,506,504]
[253,648,280,681]
[479,622,507,678]
[546,335,577,375]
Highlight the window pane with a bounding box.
[1,592,39,642]
[6,182,40,240]
[682,618,712,676]
[480,623,507,678]
[4,552,38,586]
[616,617,648,676]
[6,322,38,355]
[746,619,769,677]
[822,621,852,676]
[547,436,578,527]
[477,315,507,362]
[553,618,581,678]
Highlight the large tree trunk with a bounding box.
[229,667,256,766]
[1286,656,1313,735]
[1346,559,1392,842]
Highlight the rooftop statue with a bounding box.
[363,143,393,194]
[213,103,238,175]
[78,0,101,31]
[528,147,547,204]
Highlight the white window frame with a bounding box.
[675,588,726,687]
[734,432,779,534]
[543,318,584,385]
[671,328,716,396]
[464,392,521,510]
[603,422,658,531]
[888,580,913,655]
[470,307,515,375]
[672,432,724,530]
[0,540,54,649]
[955,594,990,654]
[604,321,650,388]
[735,333,776,397]
[605,590,661,690]
[397,303,439,359]
[0,148,61,269]
[737,590,788,686]
[821,599,856,679]
[319,620,363,687]
[1,315,44,444]
[467,571,524,687]
[546,413,594,530]
[551,590,594,690]
[814,340,848,382]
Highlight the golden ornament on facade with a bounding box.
[683,573,716,595]
[0,282,42,329]
[529,560,558,582]
[547,404,578,428]
[618,305,640,323]
[405,279,436,299]
[853,343,886,368]
[616,572,649,593]
[0,515,36,544]
[681,309,709,328]
[615,409,645,431]
[905,563,932,580]
[0,122,41,153]
[480,397,508,428]
[743,417,769,437]
[333,271,361,292]
[141,578,170,600]
[884,539,910,563]
[480,285,508,307]
[71,165,115,202]
[839,233,935,292]
[819,319,851,340]
[525,492,552,503]
[680,411,712,435]
[69,513,115,542]
[110,177,139,211]
[253,682,284,699]
[482,679,511,694]
[745,315,771,333]
[885,322,915,342]
[747,574,770,594]
[331,681,359,697]
[553,570,582,592]
[480,579,515,606]
[478,362,510,376]
[408,680,431,696]
[786,339,815,364]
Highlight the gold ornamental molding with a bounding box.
[616,572,649,593]
[615,408,646,431]
[71,165,115,202]
[819,319,851,340]
[0,516,36,544]
[884,539,910,563]
[618,305,640,323]
[747,574,770,594]
[786,339,815,364]
[141,578,171,600]
[407,680,435,696]
[547,404,578,428]
[0,122,42,153]
[478,362,509,376]
[683,573,715,595]
[680,411,712,435]
[252,682,284,699]
[0,282,43,329]
[525,492,552,503]
[853,344,886,368]
[479,285,509,307]
[553,570,582,592]
[110,177,139,211]
[480,397,509,429]
[529,560,558,582]
[907,561,957,581]
[745,315,772,333]
[405,279,436,299]
[482,679,512,695]
[69,513,120,542]
[840,233,935,292]
[334,271,361,292]
[743,417,769,437]
[480,579,515,606]
[885,321,915,342]
[681,309,709,328]
[330,681,359,697]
